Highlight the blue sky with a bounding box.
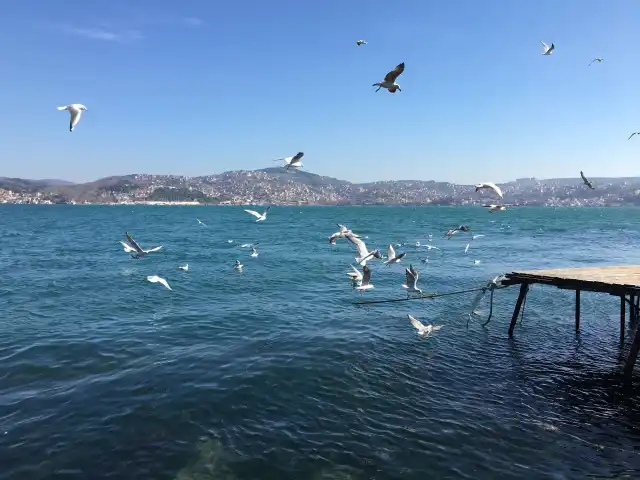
[1,0,639,184]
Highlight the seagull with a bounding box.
[472,235,485,240]
[57,104,87,132]
[124,232,162,259]
[234,260,243,271]
[345,232,382,266]
[408,315,442,337]
[356,39,367,46]
[464,243,470,254]
[346,264,363,286]
[244,206,270,222]
[588,58,603,66]
[239,242,259,248]
[445,225,470,239]
[483,205,506,212]
[384,244,406,265]
[580,171,595,189]
[329,224,359,244]
[178,264,188,271]
[196,218,206,226]
[146,275,171,290]
[475,182,503,199]
[402,264,422,298]
[541,41,555,55]
[250,247,259,257]
[423,244,440,251]
[373,62,404,93]
[629,132,640,140]
[473,260,481,264]
[354,265,374,293]
[274,152,304,170]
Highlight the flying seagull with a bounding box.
[239,242,259,248]
[402,264,422,298]
[541,41,555,55]
[373,62,404,93]
[629,132,640,140]
[196,218,206,226]
[329,224,359,244]
[384,244,406,265]
[356,40,367,46]
[124,232,162,259]
[475,182,503,199]
[345,232,382,266]
[146,275,171,290]
[274,152,304,170]
[445,225,471,239]
[57,104,87,132]
[244,206,270,222]
[177,264,189,271]
[355,265,374,293]
[483,204,506,212]
[408,314,442,337]
[588,58,603,66]
[580,171,595,189]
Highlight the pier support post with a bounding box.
[575,290,581,333]
[624,323,640,384]
[620,295,626,345]
[631,294,636,323]
[509,284,529,337]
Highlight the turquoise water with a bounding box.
[1,205,640,479]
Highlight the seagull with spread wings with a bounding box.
[274,152,304,170]
[408,315,442,337]
[57,104,87,132]
[475,182,503,199]
[373,62,404,93]
[384,244,406,266]
[123,232,163,259]
[588,58,603,66]
[580,171,595,189]
[356,39,367,46]
[541,41,555,55]
[329,224,359,244]
[345,232,382,266]
[244,206,270,222]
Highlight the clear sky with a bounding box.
[2,0,640,184]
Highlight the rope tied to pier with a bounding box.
[352,286,487,306]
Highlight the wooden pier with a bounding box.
[503,266,640,383]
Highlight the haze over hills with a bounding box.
[2,169,640,207]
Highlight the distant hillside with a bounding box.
[3,170,640,206]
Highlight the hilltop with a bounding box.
[2,169,640,207]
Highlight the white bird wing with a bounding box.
[144,246,163,253]
[409,265,419,288]
[125,233,144,253]
[56,106,68,111]
[472,235,485,240]
[147,275,172,290]
[346,233,369,259]
[387,244,396,259]
[244,209,262,219]
[348,264,363,280]
[487,183,503,198]
[431,325,443,332]
[120,241,135,252]
[541,41,549,52]
[464,243,470,254]
[408,314,425,331]
[69,108,82,129]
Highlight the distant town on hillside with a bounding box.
[1,168,640,206]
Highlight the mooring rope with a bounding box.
[352,286,485,305]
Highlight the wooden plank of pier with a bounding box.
[502,265,640,384]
